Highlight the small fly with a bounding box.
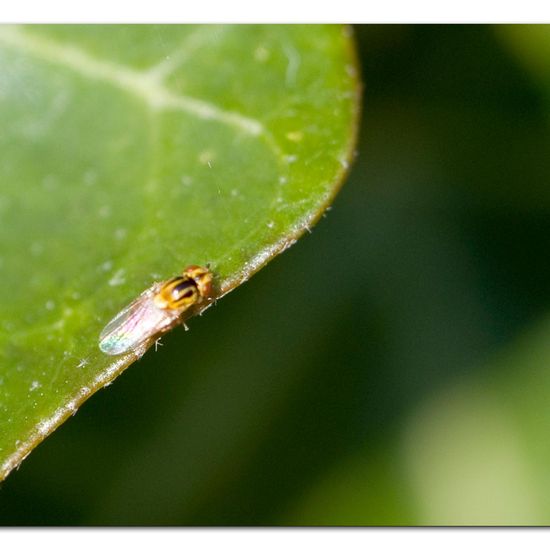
[99,265,212,356]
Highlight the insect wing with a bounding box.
[99,286,177,355]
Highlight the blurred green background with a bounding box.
[3,24,550,525]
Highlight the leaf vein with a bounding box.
[0,26,265,138]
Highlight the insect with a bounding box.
[99,265,212,356]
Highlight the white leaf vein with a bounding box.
[0,26,265,138]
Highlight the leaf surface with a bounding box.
[0,24,360,479]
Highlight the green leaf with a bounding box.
[0,25,360,480]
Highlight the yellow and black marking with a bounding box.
[153,265,212,311]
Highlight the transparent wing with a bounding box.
[99,285,178,356]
